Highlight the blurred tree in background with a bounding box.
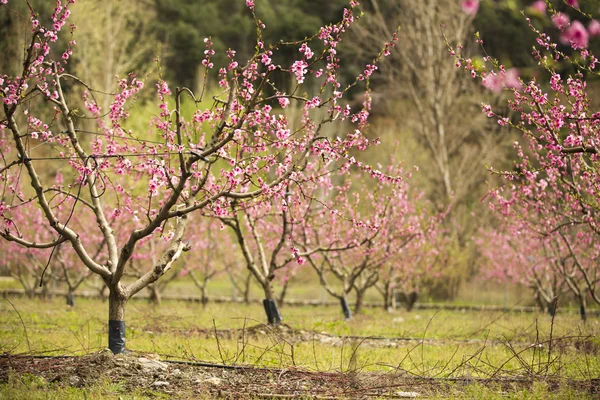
[69,0,157,111]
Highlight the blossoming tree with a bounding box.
[0,203,61,298]
[478,213,598,321]
[375,215,446,312]
[217,162,359,324]
[294,162,421,319]
[183,216,236,306]
[452,1,600,315]
[0,194,102,303]
[0,0,395,351]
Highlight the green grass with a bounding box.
[1,297,598,370]
[458,381,598,400]
[0,296,598,398]
[0,266,538,307]
[0,277,22,290]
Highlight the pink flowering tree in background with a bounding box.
[451,1,600,316]
[216,160,366,324]
[0,197,104,304]
[117,216,236,306]
[482,166,600,319]
[375,214,446,312]
[478,217,598,320]
[485,163,600,318]
[0,0,396,350]
[217,189,299,325]
[0,202,61,298]
[478,225,567,315]
[294,164,419,319]
[183,216,235,307]
[52,241,95,306]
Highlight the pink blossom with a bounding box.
[482,104,494,118]
[276,128,290,140]
[561,20,589,49]
[261,53,272,66]
[482,72,504,93]
[299,43,314,59]
[278,97,290,108]
[290,60,308,84]
[529,0,546,14]
[246,0,254,9]
[589,20,600,37]
[460,0,479,15]
[306,96,320,109]
[565,0,579,7]
[481,68,522,92]
[504,68,522,89]
[552,13,570,30]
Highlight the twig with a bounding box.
[212,319,228,364]
[6,298,32,356]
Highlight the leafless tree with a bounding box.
[351,0,504,215]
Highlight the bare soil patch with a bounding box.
[1,352,598,399]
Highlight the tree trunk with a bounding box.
[383,290,390,311]
[340,296,352,320]
[108,289,128,354]
[190,271,210,308]
[405,291,418,312]
[147,285,162,306]
[243,273,252,304]
[24,285,35,299]
[200,284,208,308]
[546,296,558,317]
[66,289,75,307]
[354,289,366,315]
[382,283,395,312]
[279,280,289,307]
[533,291,545,312]
[262,282,282,325]
[41,280,51,300]
[579,295,587,322]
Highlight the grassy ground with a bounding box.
[0,296,598,398]
[0,270,534,307]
